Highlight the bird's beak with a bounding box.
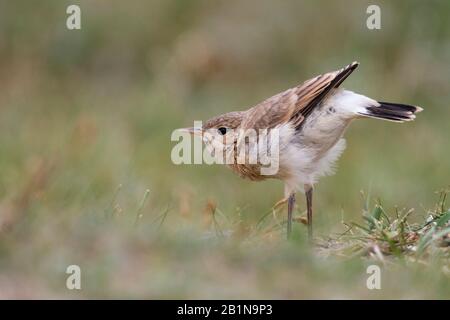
[178,127,203,136]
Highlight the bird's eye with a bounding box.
[217,127,228,135]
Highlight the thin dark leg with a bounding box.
[305,186,313,242]
[287,193,295,239]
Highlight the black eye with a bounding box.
[217,127,228,135]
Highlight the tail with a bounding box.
[358,101,423,123]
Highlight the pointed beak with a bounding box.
[178,127,203,136]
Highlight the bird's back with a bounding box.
[228,63,361,182]
[224,62,421,191]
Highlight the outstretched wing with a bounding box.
[240,61,359,130]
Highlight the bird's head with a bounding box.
[179,111,244,161]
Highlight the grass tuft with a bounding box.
[320,189,450,270]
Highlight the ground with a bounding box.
[0,0,449,299]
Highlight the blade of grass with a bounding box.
[104,183,122,219]
[417,226,450,257]
[134,189,150,226]
[436,210,450,227]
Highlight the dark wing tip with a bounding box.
[343,61,359,74]
[292,61,360,125]
[331,61,359,89]
[349,61,359,69]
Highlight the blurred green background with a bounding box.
[0,0,449,298]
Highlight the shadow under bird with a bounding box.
[180,61,422,240]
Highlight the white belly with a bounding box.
[278,96,353,194]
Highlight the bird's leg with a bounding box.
[305,184,313,242]
[287,193,296,239]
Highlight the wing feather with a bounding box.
[240,61,359,130]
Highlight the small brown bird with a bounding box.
[180,62,422,240]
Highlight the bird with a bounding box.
[179,61,422,241]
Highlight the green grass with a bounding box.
[0,144,449,298]
[0,79,448,299]
[320,190,450,269]
[0,0,449,299]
